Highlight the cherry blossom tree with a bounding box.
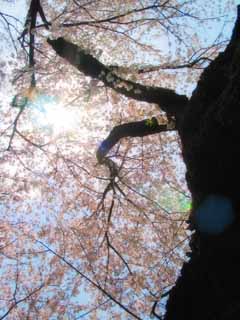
[0,1,239,319]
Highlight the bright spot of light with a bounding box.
[28,93,80,135]
[28,186,42,199]
[38,102,76,134]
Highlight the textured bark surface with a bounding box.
[164,7,240,320]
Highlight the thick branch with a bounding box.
[96,117,174,163]
[47,37,188,117]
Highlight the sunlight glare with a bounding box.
[30,94,80,135]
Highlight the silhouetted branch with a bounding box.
[16,129,49,150]
[7,106,25,151]
[0,284,44,320]
[47,37,188,117]
[77,298,111,319]
[36,239,143,320]
[151,301,162,319]
[151,288,172,319]
[96,117,175,163]
[60,4,168,27]
[105,232,132,274]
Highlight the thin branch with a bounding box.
[150,288,172,319]
[38,3,170,28]
[151,301,162,319]
[105,232,132,275]
[36,240,143,320]
[16,129,49,150]
[0,284,44,320]
[76,298,111,319]
[7,106,25,151]
[0,12,20,52]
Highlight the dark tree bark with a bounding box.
[96,118,174,163]
[47,38,188,120]
[165,6,240,320]
[48,6,240,319]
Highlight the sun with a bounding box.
[28,93,81,135]
[38,100,77,134]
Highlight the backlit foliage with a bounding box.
[0,0,235,318]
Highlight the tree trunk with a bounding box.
[164,6,240,320]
